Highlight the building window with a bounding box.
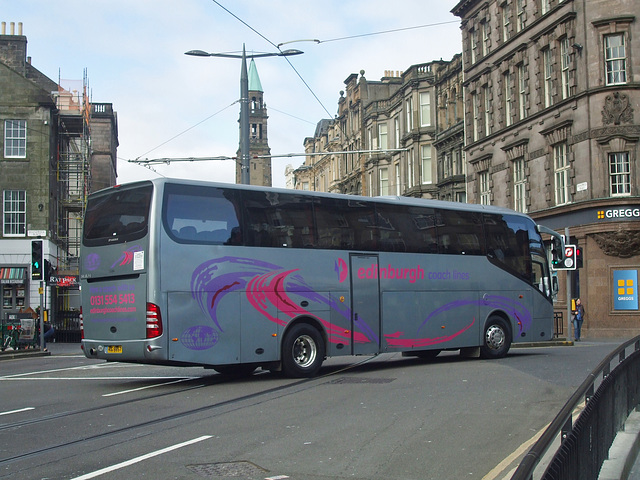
[513,158,527,213]
[406,98,413,131]
[379,167,389,196]
[560,37,571,99]
[4,120,27,158]
[421,145,432,184]
[443,152,452,179]
[543,48,554,108]
[483,85,492,136]
[378,123,388,150]
[407,149,415,188]
[420,92,431,127]
[479,171,490,205]
[605,34,627,85]
[541,0,550,15]
[452,88,458,121]
[481,21,490,57]
[518,64,528,120]
[455,149,464,177]
[554,143,569,205]
[501,2,510,42]
[504,71,513,127]
[395,163,401,195]
[472,92,480,141]
[609,152,631,196]
[517,0,526,32]
[394,117,400,149]
[3,190,26,236]
[470,28,478,64]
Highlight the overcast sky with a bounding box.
[6,0,462,188]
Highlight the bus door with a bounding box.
[350,254,381,355]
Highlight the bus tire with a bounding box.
[281,323,325,378]
[480,316,511,359]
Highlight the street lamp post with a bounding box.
[185,45,303,185]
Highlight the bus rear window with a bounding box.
[83,184,152,245]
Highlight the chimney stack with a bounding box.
[0,21,28,75]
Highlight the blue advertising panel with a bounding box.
[613,270,639,311]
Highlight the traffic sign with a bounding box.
[554,244,577,270]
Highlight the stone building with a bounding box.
[452,0,640,337]
[0,23,118,338]
[235,59,272,186]
[295,57,465,201]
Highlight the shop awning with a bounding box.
[0,267,27,284]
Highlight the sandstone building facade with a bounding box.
[452,0,640,337]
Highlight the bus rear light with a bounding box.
[146,303,163,339]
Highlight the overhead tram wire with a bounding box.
[127,148,409,166]
[210,0,334,120]
[210,0,460,136]
[131,2,460,172]
[133,101,238,162]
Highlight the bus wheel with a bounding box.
[480,317,511,359]
[282,323,325,378]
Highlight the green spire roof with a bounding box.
[247,58,263,92]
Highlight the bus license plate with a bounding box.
[107,345,122,354]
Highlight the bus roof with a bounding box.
[97,177,530,219]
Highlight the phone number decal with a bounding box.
[90,293,136,306]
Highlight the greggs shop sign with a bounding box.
[597,206,640,221]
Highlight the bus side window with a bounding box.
[241,191,315,248]
[375,204,437,253]
[438,210,484,255]
[163,185,241,244]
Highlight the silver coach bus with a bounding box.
[80,178,563,377]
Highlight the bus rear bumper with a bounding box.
[81,339,165,362]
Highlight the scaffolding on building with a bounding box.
[51,70,91,324]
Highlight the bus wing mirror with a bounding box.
[537,225,566,264]
[552,275,559,295]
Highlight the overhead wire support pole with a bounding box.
[239,45,250,184]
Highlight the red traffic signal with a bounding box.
[575,246,583,268]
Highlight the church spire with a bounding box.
[247,59,263,92]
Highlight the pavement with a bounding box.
[0,341,83,360]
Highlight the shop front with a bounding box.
[535,200,640,338]
[1,266,28,319]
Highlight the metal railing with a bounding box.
[53,310,82,343]
[512,336,640,480]
[554,311,564,338]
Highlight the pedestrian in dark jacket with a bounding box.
[573,298,585,342]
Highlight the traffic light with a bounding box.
[44,259,52,282]
[551,243,577,270]
[31,240,43,280]
[575,246,583,269]
[550,236,564,268]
